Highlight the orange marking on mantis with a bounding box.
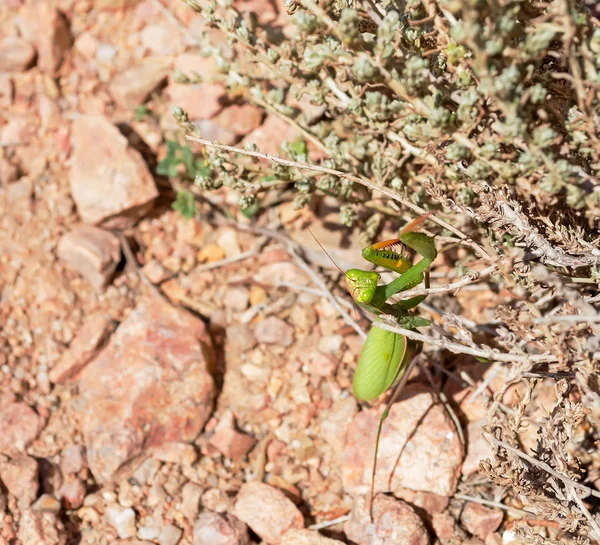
[371,238,403,251]
[399,212,432,235]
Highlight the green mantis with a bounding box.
[344,214,438,510]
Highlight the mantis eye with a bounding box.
[356,287,375,303]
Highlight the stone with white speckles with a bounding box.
[342,384,463,497]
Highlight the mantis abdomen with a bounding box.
[352,325,420,401]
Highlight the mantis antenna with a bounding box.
[307,227,364,320]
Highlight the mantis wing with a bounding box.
[352,326,416,402]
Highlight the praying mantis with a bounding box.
[315,213,438,512]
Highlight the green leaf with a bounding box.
[172,190,197,219]
[290,140,308,157]
[240,202,260,218]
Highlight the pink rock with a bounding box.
[50,313,113,384]
[460,503,503,540]
[1,116,37,145]
[0,455,39,508]
[109,62,170,111]
[57,227,121,288]
[342,384,463,497]
[18,1,71,75]
[60,445,86,475]
[76,298,215,482]
[181,482,203,523]
[194,118,238,145]
[431,512,458,541]
[74,32,99,59]
[70,115,158,227]
[213,104,263,137]
[344,494,429,545]
[0,402,43,454]
[254,316,294,347]
[151,441,197,465]
[232,482,304,544]
[39,95,61,132]
[208,428,255,462]
[17,510,67,545]
[141,259,170,284]
[168,53,225,120]
[241,115,300,156]
[462,420,494,476]
[193,511,250,545]
[0,37,36,72]
[59,476,86,509]
[31,494,61,514]
[282,530,345,545]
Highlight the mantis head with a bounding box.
[345,269,380,304]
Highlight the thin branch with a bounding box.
[373,320,558,364]
[568,486,600,543]
[533,314,600,325]
[453,493,535,516]
[185,134,492,261]
[393,264,498,301]
[308,515,351,531]
[485,436,600,500]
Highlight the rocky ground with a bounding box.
[0,1,580,544]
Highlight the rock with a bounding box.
[462,420,494,476]
[342,384,463,497]
[74,32,98,59]
[193,511,250,545]
[18,1,71,74]
[1,117,37,145]
[0,455,39,508]
[201,488,233,513]
[159,524,183,545]
[208,427,255,462]
[70,115,158,227]
[432,512,459,541]
[242,115,300,156]
[76,297,215,482]
[140,23,182,56]
[17,510,67,545]
[60,445,86,475]
[168,53,225,120]
[181,482,203,523]
[232,482,304,545]
[109,62,170,111]
[141,259,170,284]
[31,494,61,514]
[106,505,137,539]
[344,494,429,545]
[254,262,310,287]
[151,442,197,465]
[4,177,33,207]
[39,95,61,132]
[57,227,121,288]
[213,104,263,137]
[460,503,503,540]
[0,402,43,455]
[282,529,344,545]
[255,316,295,347]
[0,37,36,72]
[59,476,86,509]
[393,488,449,514]
[193,118,238,145]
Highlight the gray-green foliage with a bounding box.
[175,0,599,261]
